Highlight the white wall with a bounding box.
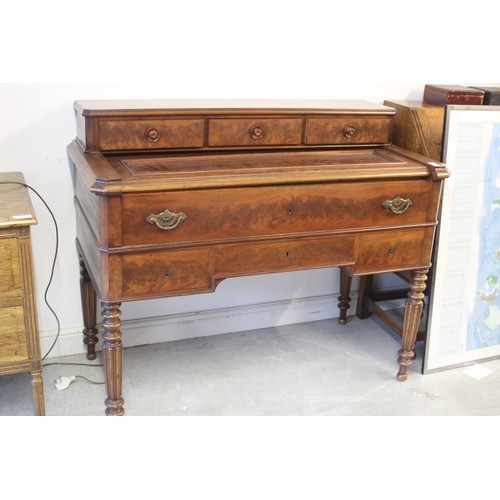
[1,1,498,358]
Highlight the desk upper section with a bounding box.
[74,99,395,154]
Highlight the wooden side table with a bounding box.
[0,172,45,416]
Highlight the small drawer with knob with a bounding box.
[355,228,434,274]
[208,118,303,147]
[121,248,211,298]
[96,118,205,151]
[305,117,392,145]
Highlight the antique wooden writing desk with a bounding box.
[67,100,448,416]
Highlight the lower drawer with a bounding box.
[121,248,212,298]
[116,228,433,299]
[214,235,355,276]
[355,228,434,274]
[0,306,28,366]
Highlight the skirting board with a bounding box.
[39,292,358,359]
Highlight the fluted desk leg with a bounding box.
[101,301,125,416]
[397,269,428,381]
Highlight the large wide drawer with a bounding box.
[97,118,205,151]
[119,180,439,248]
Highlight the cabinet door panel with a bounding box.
[0,238,21,298]
[0,306,28,365]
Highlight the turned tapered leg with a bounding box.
[101,301,124,416]
[356,274,374,319]
[30,368,45,416]
[79,256,98,360]
[338,268,352,325]
[397,269,428,381]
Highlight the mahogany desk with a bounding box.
[67,100,448,416]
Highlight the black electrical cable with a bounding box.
[0,181,60,360]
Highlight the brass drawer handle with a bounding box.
[382,196,412,214]
[146,208,187,230]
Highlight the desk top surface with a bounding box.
[75,99,395,117]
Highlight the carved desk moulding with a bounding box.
[67,99,449,415]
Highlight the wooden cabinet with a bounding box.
[0,172,44,415]
[68,99,449,416]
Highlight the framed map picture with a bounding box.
[424,105,500,372]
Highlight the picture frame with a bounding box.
[424,105,500,372]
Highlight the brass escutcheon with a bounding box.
[146,208,187,230]
[382,196,413,214]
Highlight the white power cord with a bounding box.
[54,376,76,390]
[54,375,104,391]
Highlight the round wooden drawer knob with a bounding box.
[145,127,161,142]
[249,125,265,140]
[343,125,356,139]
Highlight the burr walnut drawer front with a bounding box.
[120,181,435,248]
[355,228,433,274]
[305,117,392,145]
[214,235,355,277]
[121,249,211,298]
[97,118,205,151]
[208,118,303,147]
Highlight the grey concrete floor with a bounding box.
[2,315,500,416]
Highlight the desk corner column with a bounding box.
[397,269,428,381]
[101,301,125,416]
